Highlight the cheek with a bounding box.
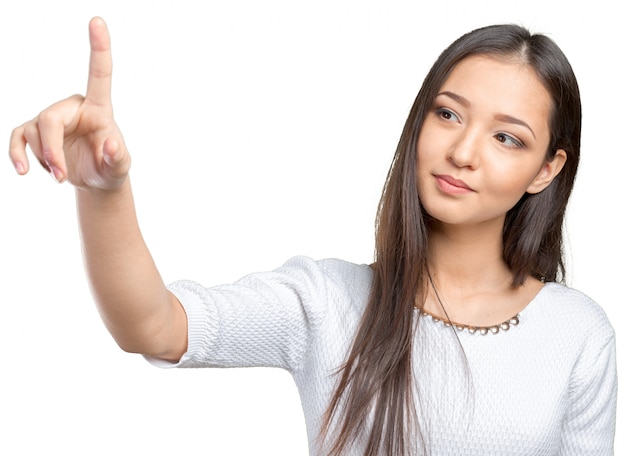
[415,140,433,188]
[416,128,443,169]
[486,162,541,201]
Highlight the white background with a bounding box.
[1,1,622,454]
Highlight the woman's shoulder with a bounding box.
[529,282,614,344]
[280,256,374,317]
[316,257,374,285]
[278,255,372,288]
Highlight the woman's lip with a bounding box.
[435,174,476,194]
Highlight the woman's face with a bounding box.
[416,54,566,229]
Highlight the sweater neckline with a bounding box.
[416,282,555,335]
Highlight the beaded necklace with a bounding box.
[423,272,521,335]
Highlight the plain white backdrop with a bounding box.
[1,1,622,454]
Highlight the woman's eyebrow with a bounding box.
[494,113,536,139]
[438,91,470,107]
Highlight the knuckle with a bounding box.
[22,123,40,145]
[23,122,39,142]
[37,108,59,126]
[9,125,24,144]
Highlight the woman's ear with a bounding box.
[526,149,567,194]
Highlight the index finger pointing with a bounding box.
[86,17,113,105]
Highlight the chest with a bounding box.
[411,323,570,454]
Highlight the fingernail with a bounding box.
[49,166,65,183]
[15,161,25,174]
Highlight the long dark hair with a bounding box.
[321,24,581,455]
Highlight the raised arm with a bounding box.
[9,17,188,362]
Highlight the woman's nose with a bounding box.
[447,128,481,169]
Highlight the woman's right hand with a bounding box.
[8,17,188,361]
[9,16,130,191]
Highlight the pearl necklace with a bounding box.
[419,307,520,335]
[424,272,521,335]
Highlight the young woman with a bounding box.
[9,17,616,455]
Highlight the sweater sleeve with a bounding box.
[145,256,329,372]
[559,326,617,455]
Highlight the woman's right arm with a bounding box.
[8,17,188,362]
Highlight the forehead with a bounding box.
[439,55,553,130]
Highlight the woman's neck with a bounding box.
[428,220,509,286]
[425,219,543,325]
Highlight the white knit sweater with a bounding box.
[148,256,617,455]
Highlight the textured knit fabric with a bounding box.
[147,256,617,455]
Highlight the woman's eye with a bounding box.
[435,108,459,122]
[495,133,524,148]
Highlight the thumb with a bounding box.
[102,137,130,177]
